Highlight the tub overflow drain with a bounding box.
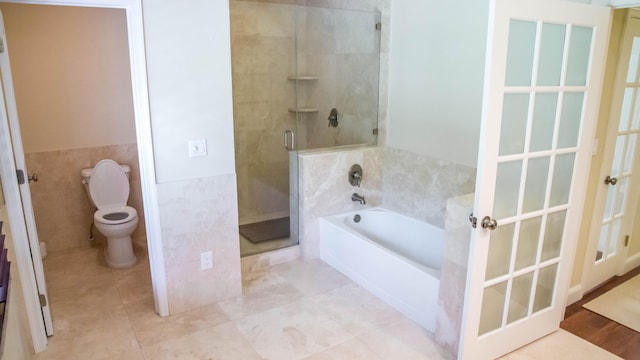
[353,214,361,223]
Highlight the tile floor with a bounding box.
[34,244,621,360]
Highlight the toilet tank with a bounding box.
[81,164,131,208]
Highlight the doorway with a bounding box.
[582,8,640,293]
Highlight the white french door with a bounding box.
[583,13,640,293]
[0,10,53,337]
[460,1,610,359]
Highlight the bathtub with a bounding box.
[319,207,443,332]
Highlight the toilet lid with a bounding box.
[89,159,129,209]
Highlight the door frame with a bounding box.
[0,0,168,352]
[581,9,640,294]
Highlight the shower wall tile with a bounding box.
[382,147,477,229]
[435,193,474,357]
[298,146,383,259]
[24,143,146,253]
[157,174,242,314]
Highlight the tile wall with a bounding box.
[157,174,242,314]
[25,143,146,253]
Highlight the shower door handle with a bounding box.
[283,130,295,151]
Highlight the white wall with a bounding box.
[144,0,236,183]
[386,0,489,168]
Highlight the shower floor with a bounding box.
[239,217,290,244]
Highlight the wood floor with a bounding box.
[561,266,640,360]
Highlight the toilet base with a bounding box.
[104,235,137,268]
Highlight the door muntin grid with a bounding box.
[479,19,592,337]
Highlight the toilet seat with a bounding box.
[89,159,130,209]
[95,206,138,225]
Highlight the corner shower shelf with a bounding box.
[288,107,318,113]
[287,75,319,81]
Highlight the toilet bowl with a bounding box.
[82,159,138,268]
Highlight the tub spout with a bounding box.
[351,193,366,205]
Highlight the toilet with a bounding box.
[82,159,138,268]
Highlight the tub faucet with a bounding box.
[351,193,366,205]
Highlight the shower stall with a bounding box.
[229,1,381,257]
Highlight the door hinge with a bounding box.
[469,213,477,229]
[0,38,4,53]
[39,294,47,307]
[624,235,630,247]
[16,169,25,184]
[375,22,382,31]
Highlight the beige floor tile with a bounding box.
[124,297,230,346]
[234,298,354,360]
[359,317,454,360]
[35,306,144,360]
[270,258,353,296]
[301,338,383,360]
[140,321,262,360]
[310,283,404,336]
[219,270,304,320]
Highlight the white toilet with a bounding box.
[82,159,138,268]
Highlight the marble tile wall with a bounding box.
[298,146,383,259]
[382,147,477,229]
[230,0,390,225]
[157,174,242,314]
[435,193,474,357]
[24,143,146,253]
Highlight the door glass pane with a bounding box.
[515,216,542,271]
[505,20,537,86]
[494,161,523,219]
[611,135,626,177]
[549,153,575,207]
[627,37,640,83]
[533,264,558,313]
[597,223,609,261]
[603,185,615,220]
[537,23,566,86]
[608,219,621,258]
[486,223,516,280]
[614,177,629,216]
[565,26,593,86]
[507,272,534,324]
[530,93,559,152]
[479,281,507,336]
[632,89,640,130]
[541,210,567,262]
[557,92,584,148]
[523,157,550,213]
[500,94,530,156]
[619,88,634,132]
[623,134,637,174]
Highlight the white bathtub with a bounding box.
[319,207,443,332]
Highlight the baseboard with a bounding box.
[623,252,640,273]
[566,284,583,306]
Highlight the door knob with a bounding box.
[604,175,617,186]
[28,173,38,183]
[481,216,498,230]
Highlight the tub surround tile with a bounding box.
[157,174,242,314]
[382,147,476,229]
[435,193,474,357]
[298,146,383,259]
